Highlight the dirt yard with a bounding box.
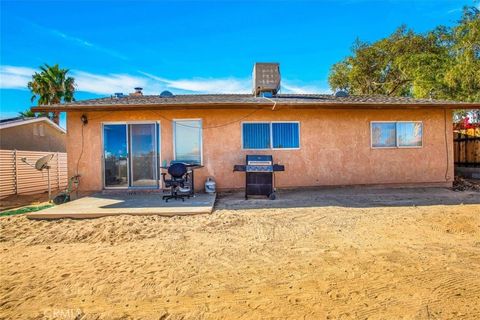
[0,193,51,212]
[1,188,479,319]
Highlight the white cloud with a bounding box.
[140,72,251,93]
[0,64,331,96]
[0,66,36,88]
[73,71,152,95]
[0,66,154,94]
[282,80,331,94]
[25,20,128,60]
[447,7,462,14]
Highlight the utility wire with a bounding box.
[148,108,264,129]
[444,108,450,182]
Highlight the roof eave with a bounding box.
[0,117,66,133]
[31,101,480,112]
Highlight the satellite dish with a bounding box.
[334,90,349,98]
[160,90,174,97]
[21,154,55,201]
[35,154,55,170]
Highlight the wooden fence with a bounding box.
[454,128,480,167]
[0,150,67,199]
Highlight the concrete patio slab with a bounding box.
[27,192,216,219]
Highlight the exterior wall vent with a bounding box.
[253,63,281,97]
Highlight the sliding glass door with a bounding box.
[103,122,159,189]
[129,123,157,187]
[103,124,129,188]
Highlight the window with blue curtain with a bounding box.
[242,123,270,149]
[272,122,299,148]
[242,122,300,149]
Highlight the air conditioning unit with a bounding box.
[252,63,281,97]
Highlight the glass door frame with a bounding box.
[129,122,159,189]
[101,121,161,190]
[102,123,129,189]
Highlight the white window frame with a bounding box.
[241,121,301,150]
[172,118,203,165]
[370,121,423,149]
[396,121,424,149]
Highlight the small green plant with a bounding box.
[0,204,53,217]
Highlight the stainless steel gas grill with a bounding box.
[233,155,285,200]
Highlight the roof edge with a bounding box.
[31,101,480,112]
[0,117,66,134]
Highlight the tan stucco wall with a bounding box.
[67,108,454,192]
[0,122,66,152]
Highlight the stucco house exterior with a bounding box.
[31,66,479,193]
[0,116,66,152]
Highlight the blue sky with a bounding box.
[0,0,477,126]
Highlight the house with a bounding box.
[0,116,66,152]
[31,64,479,193]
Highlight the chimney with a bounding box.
[252,63,281,97]
[130,87,143,96]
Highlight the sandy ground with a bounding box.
[1,188,479,319]
[0,193,51,212]
[0,191,91,212]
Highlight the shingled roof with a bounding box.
[31,94,480,112]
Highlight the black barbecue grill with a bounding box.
[233,155,285,200]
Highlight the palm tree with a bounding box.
[18,109,37,118]
[28,64,76,124]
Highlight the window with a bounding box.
[397,122,422,147]
[242,123,270,149]
[371,121,423,148]
[173,120,202,164]
[272,122,300,148]
[242,122,300,149]
[38,124,45,136]
[371,122,396,148]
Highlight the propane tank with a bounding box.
[205,177,216,193]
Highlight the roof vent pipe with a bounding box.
[334,90,349,98]
[130,87,143,96]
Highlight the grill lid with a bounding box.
[246,155,273,165]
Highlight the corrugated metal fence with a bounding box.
[0,150,67,199]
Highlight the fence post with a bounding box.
[13,149,18,195]
[464,132,468,166]
[57,152,60,190]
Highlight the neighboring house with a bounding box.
[0,117,66,152]
[32,64,479,192]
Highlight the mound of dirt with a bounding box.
[452,176,480,192]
